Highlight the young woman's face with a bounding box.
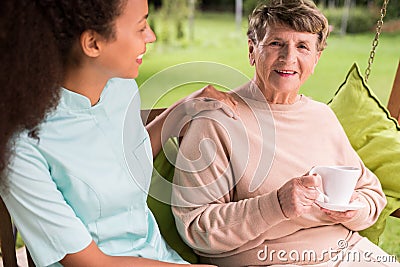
[98,0,156,79]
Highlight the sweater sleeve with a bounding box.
[171,114,288,254]
[343,160,387,231]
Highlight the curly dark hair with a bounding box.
[0,0,127,192]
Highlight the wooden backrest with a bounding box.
[0,196,35,267]
[0,196,18,267]
[387,60,400,219]
[140,108,166,125]
[387,60,400,122]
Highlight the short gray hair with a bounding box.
[247,0,329,51]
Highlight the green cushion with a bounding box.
[328,63,400,244]
[147,138,198,263]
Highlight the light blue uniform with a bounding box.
[1,78,185,266]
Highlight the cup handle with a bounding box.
[315,187,330,203]
[309,167,330,203]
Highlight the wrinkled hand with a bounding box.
[163,85,239,139]
[277,174,321,218]
[185,84,239,119]
[318,193,360,223]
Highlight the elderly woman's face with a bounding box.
[249,24,321,96]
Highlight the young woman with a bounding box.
[1,0,236,266]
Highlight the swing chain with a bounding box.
[365,0,390,82]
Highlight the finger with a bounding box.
[200,85,239,117]
[196,100,222,112]
[320,208,357,218]
[219,104,235,118]
[327,212,356,222]
[186,100,219,115]
[223,95,238,106]
[203,84,217,92]
[350,192,359,202]
[342,210,357,217]
[219,98,239,119]
[300,175,321,188]
[304,166,316,175]
[303,189,320,201]
[197,99,236,119]
[201,97,217,102]
[228,99,239,119]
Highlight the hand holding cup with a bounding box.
[277,174,322,218]
[309,166,360,206]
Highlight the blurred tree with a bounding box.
[236,0,243,30]
[340,0,352,35]
[189,0,196,40]
[244,0,260,16]
[156,0,201,44]
[158,0,188,43]
[148,0,162,8]
[377,0,400,20]
[196,0,398,10]
[200,0,235,11]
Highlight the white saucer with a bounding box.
[315,200,366,212]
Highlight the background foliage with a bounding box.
[149,0,400,34]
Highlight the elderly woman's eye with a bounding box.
[269,41,281,46]
[298,44,309,50]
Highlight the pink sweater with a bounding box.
[172,82,386,266]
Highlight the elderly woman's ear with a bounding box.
[248,39,255,66]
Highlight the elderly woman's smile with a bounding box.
[274,70,297,76]
[249,25,322,104]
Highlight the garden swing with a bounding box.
[0,1,399,266]
[323,0,400,247]
[328,0,400,220]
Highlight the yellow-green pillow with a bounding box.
[328,63,400,243]
[147,138,198,263]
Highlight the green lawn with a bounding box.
[138,12,400,259]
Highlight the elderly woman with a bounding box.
[171,0,397,266]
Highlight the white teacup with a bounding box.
[309,166,361,205]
